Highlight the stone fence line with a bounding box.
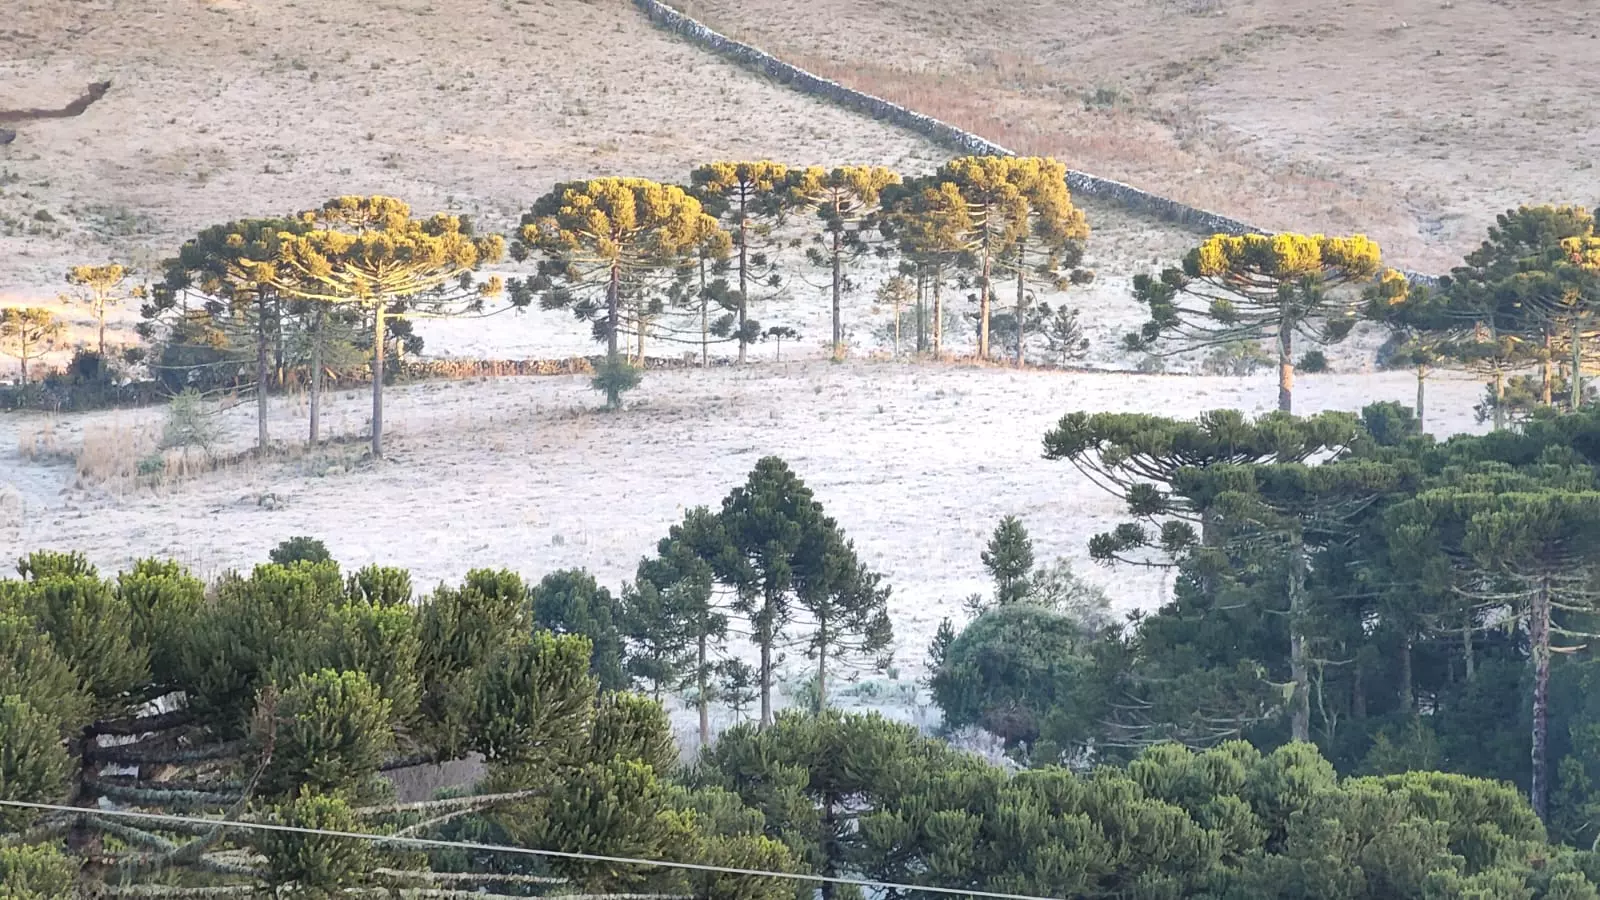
[631,0,1440,288]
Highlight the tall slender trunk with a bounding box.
[370,304,386,458]
[1531,575,1552,822]
[830,229,843,360]
[697,632,710,748]
[309,305,324,445]
[1398,635,1413,713]
[893,295,902,357]
[978,243,993,361]
[915,270,927,353]
[604,259,623,409]
[273,295,285,391]
[255,293,269,452]
[97,313,106,358]
[1542,331,1554,406]
[816,622,828,713]
[1288,538,1309,743]
[737,191,749,364]
[1352,658,1367,720]
[1416,365,1427,431]
[1494,366,1506,430]
[932,267,944,359]
[758,602,774,729]
[699,257,709,367]
[1278,314,1294,414]
[1463,610,1475,681]
[18,344,30,384]
[1573,320,1585,412]
[1015,244,1027,367]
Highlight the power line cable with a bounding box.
[0,800,1069,900]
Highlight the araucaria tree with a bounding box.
[881,176,971,358]
[61,263,142,357]
[153,218,313,451]
[793,166,901,360]
[1127,233,1387,412]
[255,196,505,458]
[992,157,1091,366]
[512,178,723,407]
[690,161,793,362]
[931,156,1030,361]
[692,456,893,726]
[0,308,62,385]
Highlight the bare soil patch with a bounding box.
[680,0,1600,271]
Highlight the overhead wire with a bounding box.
[0,800,1070,900]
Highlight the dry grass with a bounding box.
[0,0,944,303]
[685,0,1600,272]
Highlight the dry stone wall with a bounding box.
[632,0,1439,287]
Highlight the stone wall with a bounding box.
[631,0,1440,287]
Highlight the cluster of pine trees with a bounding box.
[12,488,1600,897]
[926,398,1600,851]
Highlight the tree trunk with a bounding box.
[18,344,30,385]
[1531,575,1552,822]
[738,191,749,364]
[1416,365,1427,431]
[97,311,106,358]
[1542,331,1554,406]
[830,229,843,360]
[932,268,944,359]
[699,257,709,368]
[605,260,622,409]
[1352,658,1367,720]
[371,304,386,459]
[1398,635,1413,713]
[893,295,902,357]
[1278,318,1294,414]
[309,305,324,445]
[255,294,269,452]
[978,243,992,361]
[816,625,828,713]
[1573,320,1585,412]
[915,270,927,354]
[697,632,710,749]
[1494,366,1506,430]
[273,295,286,391]
[1288,538,1309,743]
[1015,245,1027,367]
[1463,611,1475,681]
[758,619,773,730]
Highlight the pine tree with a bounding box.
[690,161,794,363]
[152,218,313,451]
[991,157,1091,366]
[632,506,728,747]
[981,515,1035,605]
[251,196,505,458]
[792,166,901,360]
[881,175,971,359]
[0,309,61,386]
[512,178,723,406]
[693,456,892,726]
[61,262,143,358]
[1126,233,1388,412]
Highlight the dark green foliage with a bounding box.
[0,613,90,737]
[1298,349,1330,372]
[692,456,894,724]
[259,788,377,897]
[0,695,72,830]
[269,535,332,566]
[115,558,206,687]
[2,574,148,706]
[930,604,1103,749]
[981,515,1035,605]
[260,668,395,798]
[590,353,643,408]
[470,630,598,764]
[531,569,628,692]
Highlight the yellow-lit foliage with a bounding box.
[0,307,63,385]
[62,262,143,356]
